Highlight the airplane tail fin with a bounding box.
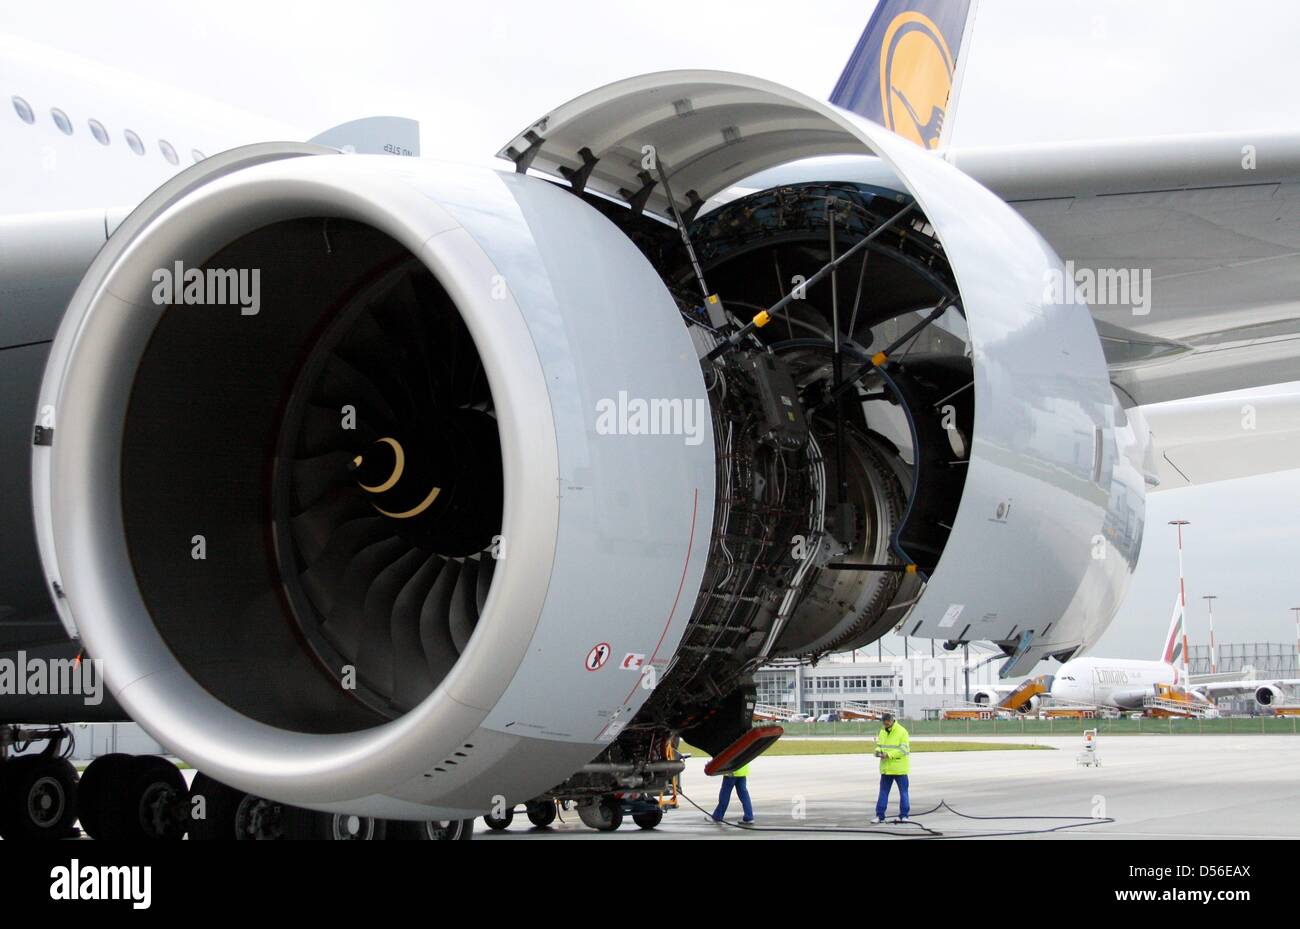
[1162,593,1185,664]
[829,0,974,149]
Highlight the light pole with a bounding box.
[1202,594,1218,674]
[1292,607,1300,674]
[1169,520,1191,686]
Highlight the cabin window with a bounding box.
[12,96,35,124]
[51,107,73,135]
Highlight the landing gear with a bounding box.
[282,806,387,840]
[483,808,514,830]
[387,818,473,840]
[0,755,79,840]
[188,772,264,840]
[74,753,132,838]
[577,796,623,831]
[80,754,188,840]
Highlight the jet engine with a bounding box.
[1255,685,1283,707]
[31,73,1146,817]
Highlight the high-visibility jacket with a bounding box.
[876,722,910,775]
[730,762,751,778]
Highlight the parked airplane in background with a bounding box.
[1051,597,1300,711]
[3,0,1300,840]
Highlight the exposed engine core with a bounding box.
[565,180,973,775]
[32,73,1145,817]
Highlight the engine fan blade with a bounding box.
[475,555,494,614]
[290,495,378,568]
[290,450,359,514]
[320,536,410,662]
[330,310,419,420]
[315,355,401,431]
[355,547,428,703]
[296,402,379,457]
[418,559,462,683]
[390,554,445,707]
[448,557,480,654]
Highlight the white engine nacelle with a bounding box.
[1255,685,1283,707]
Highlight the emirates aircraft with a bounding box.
[2,0,1299,840]
[1050,596,1300,711]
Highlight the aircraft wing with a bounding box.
[951,133,1300,410]
[1134,387,1300,490]
[962,134,1300,492]
[1195,679,1300,697]
[718,138,1300,491]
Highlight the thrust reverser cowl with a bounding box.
[502,70,1142,664]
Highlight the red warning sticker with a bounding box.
[585,642,611,671]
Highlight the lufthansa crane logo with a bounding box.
[879,12,955,149]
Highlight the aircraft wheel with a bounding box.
[526,801,557,828]
[577,797,623,831]
[94,755,188,840]
[189,772,261,839]
[483,809,514,830]
[387,819,473,840]
[281,806,386,840]
[633,808,664,830]
[0,756,79,840]
[75,753,134,839]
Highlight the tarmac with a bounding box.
[479,734,1300,839]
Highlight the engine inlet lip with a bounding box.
[36,154,562,804]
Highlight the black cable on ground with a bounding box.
[676,789,1115,839]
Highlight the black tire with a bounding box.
[386,819,473,840]
[526,801,557,828]
[577,797,623,831]
[187,772,250,840]
[95,755,188,840]
[75,753,135,840]
[281,805,387,840]
[483,809,514,831]
[633,808,664,830]
[0,756,79,840]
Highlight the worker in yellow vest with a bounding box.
[873,711,910,823]
[711,760,754,824]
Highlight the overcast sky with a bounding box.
[4,0,1298,662]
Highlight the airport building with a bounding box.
[756,646,996,719]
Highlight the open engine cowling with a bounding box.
[31,71,1146,816]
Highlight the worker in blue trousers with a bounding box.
[873,710,910,823]
[711,760,754,824]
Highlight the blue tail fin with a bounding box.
[830,0,973,149]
